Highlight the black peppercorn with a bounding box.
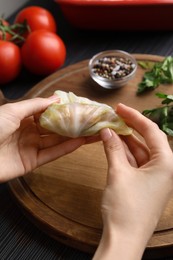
[92,56,135,80]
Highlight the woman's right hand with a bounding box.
[93,103,173,260]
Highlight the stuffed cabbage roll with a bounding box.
[39,90,132,138]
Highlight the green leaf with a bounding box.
[142,103,173,136]
[156,92,173,105]
[162,126,173,136]
[155,92,168,99]
[138,61,155,70]
[137,56,173,94]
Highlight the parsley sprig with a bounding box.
[155,92,173,104]
[142,92,173,136]
[137,56,173,94]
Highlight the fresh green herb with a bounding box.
[142,92,173,136]
[155,92,173,104]
[137,56,173,95]
[138,61,155,70]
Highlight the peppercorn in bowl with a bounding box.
[89,50,137,89]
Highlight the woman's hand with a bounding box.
[0,97,86,182]
[93,103,173,260]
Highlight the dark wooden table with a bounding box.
[1,0,173,259]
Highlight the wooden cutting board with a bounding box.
[5,54,173,258]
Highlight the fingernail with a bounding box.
[101,128,113,141]
[47,95,60,103]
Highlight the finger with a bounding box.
[100,128,130,184]
[5,96,60,121]
[39,134,70,149]
[121,134,150,166]
[121,140,138,167]
[85,134,101,144]
[116,103,170,153]
[37,137,85,166]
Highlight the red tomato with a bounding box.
[0,19,12,41]
[14,6,57,34]
[0,41,22,84]
[21,30,66,75]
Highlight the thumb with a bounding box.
[100,128,129,171]
[10,95,59,120]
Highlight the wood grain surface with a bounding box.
[6,54,173,257]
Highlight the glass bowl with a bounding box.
[89,50,137,89]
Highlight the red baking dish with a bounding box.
[55,0,173,30]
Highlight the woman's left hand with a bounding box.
[0,97,86,182]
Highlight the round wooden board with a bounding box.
[7,54,173,258]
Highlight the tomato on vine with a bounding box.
[0,6,65,84]
[14,6,57,36]
[0,19,12,41]
[0,40,22,84]
[0,18,30,45]
[21,30,66,76]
